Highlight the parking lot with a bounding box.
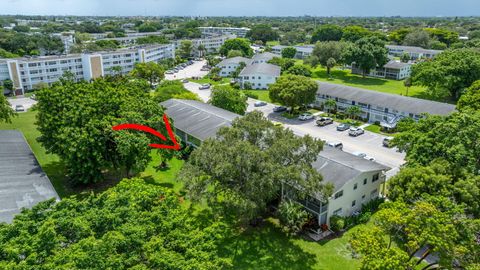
[164,60,209,80]
[7,97,37,112]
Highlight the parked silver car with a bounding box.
[348,127,365,137]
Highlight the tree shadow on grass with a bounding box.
[313,68,389,87]
[219,219,317,270]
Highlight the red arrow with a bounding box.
[112,114,181,150]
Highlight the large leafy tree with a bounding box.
[394,111,480,176]
[131,62,165,89]
[402,29,431,48]
[268,57,296,72]
[411,49,480,100]
[246,24,279,44]
[351,199,480,270]
[35,76,167,183]
[269,74,318,113]
[219,38,253,57]
[209,85,248,115]
[341,25,372,42]
[285,64,312,77]
[178,40,193,59]
[309,41,347,75]
[457,80,480,111]
[343,36,388,77]
[311,24,343,43]
[0,178,231,269]
[0,93,15,123]
[155,80,200,102]
[179,111,333,223]
[388,28,412,44]
[281,47,297,59]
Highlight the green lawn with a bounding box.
[364,124,397,136]
[242,89,272,103]
[311,66,429,99]
[221,218,362,270]
[0,110,185,198]
[191,77,231,85]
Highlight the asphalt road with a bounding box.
[165,60,209,80]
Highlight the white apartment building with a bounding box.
[161,99,390,228]
[217,57,253,77]
[314,81,456,129]
[351,60,412,80]
[174,35,236,57]
[199,27,251,38]
[283,146,389,226]
[386,45,443,60]
[251,52,277,64]
[271,45,314,59]
[238,63,281,89]
[0,44,175,94]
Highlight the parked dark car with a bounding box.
[273,106,287,112]
[336,123,351,131]
[316,117,333,126]
[254,101,267,107]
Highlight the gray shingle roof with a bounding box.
[0,130,59,223]
[317,82,456,116]
[161,99,389,193]
[217,56,252,66]
[312,147,390,192]
[386,45,443,55]
[239,63,281,77]
[160,99,240,141]
[252,52,277,62]
[383,60,411,69]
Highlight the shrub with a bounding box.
[329,215,345,232]
[361,197,385,213]
[278,200,310,235]
[243,82,253,90]
[243,91,258,99]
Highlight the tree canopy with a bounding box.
[131,62,165,88]
[311,24,343,43]
[209,85,248,115]
[219,38,253,57]
[246,24,279,44]
[0,178,231,269]
[0,94,15,123]
[343,36,388,77]
[281,47,297,59]
[269,74,317,111]
[35,76,167,183]
[411,49,480,100]
[179,111,333,223]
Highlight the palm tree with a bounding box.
[326,58,336,78]
[346,105,362,120]
[404,77,412,96]
[197,44,206,58]
[324,98,337,114]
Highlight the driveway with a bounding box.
[165,60,209,80]
[8,97,37,112]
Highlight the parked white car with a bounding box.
[348,127,365,137]
[298,113,314,121]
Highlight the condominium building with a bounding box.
[199,27,251,38]
[174,35,236,56]
[217,56,253,77]
[161,98,390,228]
[238,63,281,89]
[271,45,314,59]
[386,45,443,60]
[314,81,456,129]
[351,60,412,80]
[0,44,175,94]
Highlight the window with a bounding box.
[353,183,358,190]
[352,200,356,207]
[362,194,366,200]
[334,190,343,199]
[363,178,367,185]
[333,208,342,216]
[372,173,380,183]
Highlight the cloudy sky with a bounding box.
[3,0,480,17]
